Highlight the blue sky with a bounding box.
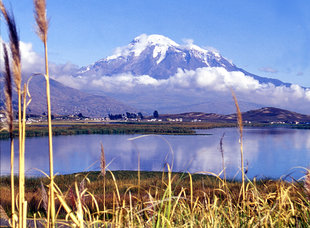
[1,0,310,86]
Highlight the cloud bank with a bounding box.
[2,39,310,114]
[55,66,310,114]
[259,67,278,73]
[0,38,79,80]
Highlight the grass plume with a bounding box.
[3,43,16,227]
[34,0,55,226]
[100,143,106,177]
[0,2,21,90]
[100,143,106,222]
[3,44,13,138]
[1,3,25,227]
[219,132,226,180]
[40,181,48,213]
[305,170,310,199]
[34,0,48,43]
[231,89,245,202]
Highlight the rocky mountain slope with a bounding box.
[76,34,290,87]
[0,75,135,117]
[72,34,301,115]
[159,107,310,123]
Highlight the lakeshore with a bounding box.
[0,120,301,140]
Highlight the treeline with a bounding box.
[0,123,196,139]
[108,112,144,120]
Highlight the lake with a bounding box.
[0,127,309,180]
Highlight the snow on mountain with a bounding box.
[76,34,239,80]
[76,34,291,87]
[106,34,179,63]
[64,34,310,115]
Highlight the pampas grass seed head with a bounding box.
[100,143,106,176]
[34,0,48,42]
[3,43,13,137]
[0,2,21,90]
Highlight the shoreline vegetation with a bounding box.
[0,122,233,139]
[1,170,310,226]
[0,121,301,139]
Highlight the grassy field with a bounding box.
[0,170,309,227]
[0,122,238,139]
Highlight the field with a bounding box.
[0,122,237,139]
[1,170,310,227]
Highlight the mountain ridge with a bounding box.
[76,34,291,87]
[0,75,136,117]
[159,107,310,123]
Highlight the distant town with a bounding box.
[1,107,310,126]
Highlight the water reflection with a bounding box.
[0,128,309,179]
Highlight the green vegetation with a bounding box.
[0,122,238,139]
[0,121,306,140]
[1,171,310,227]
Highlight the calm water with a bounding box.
[0,127,309,180]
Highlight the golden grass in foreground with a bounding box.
[3,43,16,227]
[33,0,56,226]
[1,171,310,227]
[1,2,26,227]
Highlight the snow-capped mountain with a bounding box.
[66,34,310,115]
[76,34,289,86]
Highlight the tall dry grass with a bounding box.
[1,2,27,227]
[33,0,56,226]
[231,89,245,203]
[3,43,16,227]
[219,132,225,180]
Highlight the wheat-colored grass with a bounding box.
[0,3,26,227]
[3,43,16,228]
[33,0,56,226]
[100,142,107,222]
[219,132,226,180]
[231,89,245,204]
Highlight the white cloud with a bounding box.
[0,38,79,85]
[259,67,278,73]
[0,39,44,74]
[55,66,310,114]
[203,46,220,54]
[2,38,310,115]
[19,41,43,73]
[182,38,194,46]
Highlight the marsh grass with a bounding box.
[33,0,56,226]
[2,42,16,227]
[1,2,27,227]
[1,171,310,226]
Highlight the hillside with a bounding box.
[158,107,310,123]
[0,75,135,117]
[69,34,309,115]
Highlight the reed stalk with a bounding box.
[231,90,245,203]
[3,43,16,228]
[305,169,310,199]
[219,132,226,181]
[138,151,141,198]
[0,3,25,227]
[33,0,55,226]
[100,143,106,221]
[40,182,48,213]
